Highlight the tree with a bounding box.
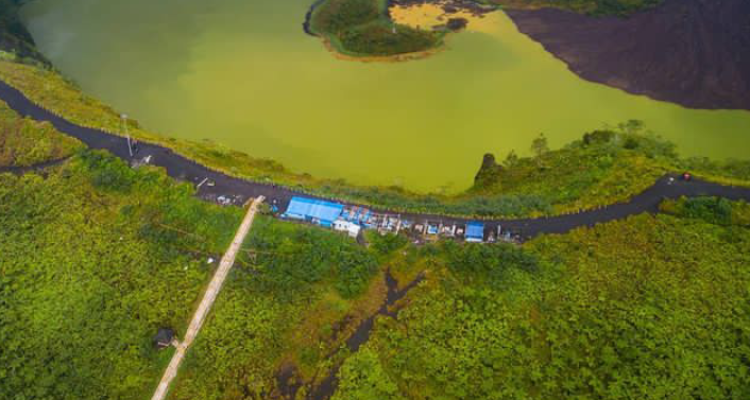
[503,150,519,168]
[531,133,549,158]
[531,133,549,169]
[616,119,645,135]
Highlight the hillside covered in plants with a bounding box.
[2,1,750,398]
[334,199,750,400]
[2,104,750,399]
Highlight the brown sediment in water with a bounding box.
[505,0,750,110]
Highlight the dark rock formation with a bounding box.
[447,17,469,31]
[506,0,750,110]
[473,153,504,189]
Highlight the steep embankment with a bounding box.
[506,0,750,110]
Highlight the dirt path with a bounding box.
[150,196,264,400]
[1,79,749,241]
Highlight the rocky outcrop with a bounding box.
[473,153,504,189]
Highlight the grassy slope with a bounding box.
[310,0,443,57]
[0,98,82,167]
[0,58,747,218]
[0,151,243,400]
[334,199,750,400]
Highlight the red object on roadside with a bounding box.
[682,172,692,181]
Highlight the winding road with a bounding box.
[1,78,749,240]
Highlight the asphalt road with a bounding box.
[2,79,749,240]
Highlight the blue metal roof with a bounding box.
[283,197,344,224]
[466,222,484,239]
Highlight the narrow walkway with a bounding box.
[151,196,265,400]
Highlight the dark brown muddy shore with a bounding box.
[505,0,750,110]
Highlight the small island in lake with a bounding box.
[306,0,495,60]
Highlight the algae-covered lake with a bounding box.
[21,0,750,192]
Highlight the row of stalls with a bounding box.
[280,196,504,243]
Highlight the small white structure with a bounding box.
[334,220,361,238]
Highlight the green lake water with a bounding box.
[21,0,750,192]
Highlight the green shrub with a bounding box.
[248,217,380,299]
[661,197,750,226]
[368,232,409,256]
[338,22,441,56]
[313,0,380,34]
[311,0,440,56]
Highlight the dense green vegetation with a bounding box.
[0,128,388,400]
[0,150,243,400]
[335,200,750,400]
[471,125,672,214]
[3,98,750,400]
[499,0,664,16]
[331,346,405,400]
[0,99,82,167]
[3,3,750,400]
[470,123,750,215]
[310,0,442,56]
[170,215,389,398]
[660,196,750,227]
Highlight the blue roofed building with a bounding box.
[465,222,484,243]
[282,197,344,227]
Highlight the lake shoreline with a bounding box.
[3,77,750,240]
[505,0,750,111]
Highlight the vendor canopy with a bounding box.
[283,197,344,226]
[466,222,485,242]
